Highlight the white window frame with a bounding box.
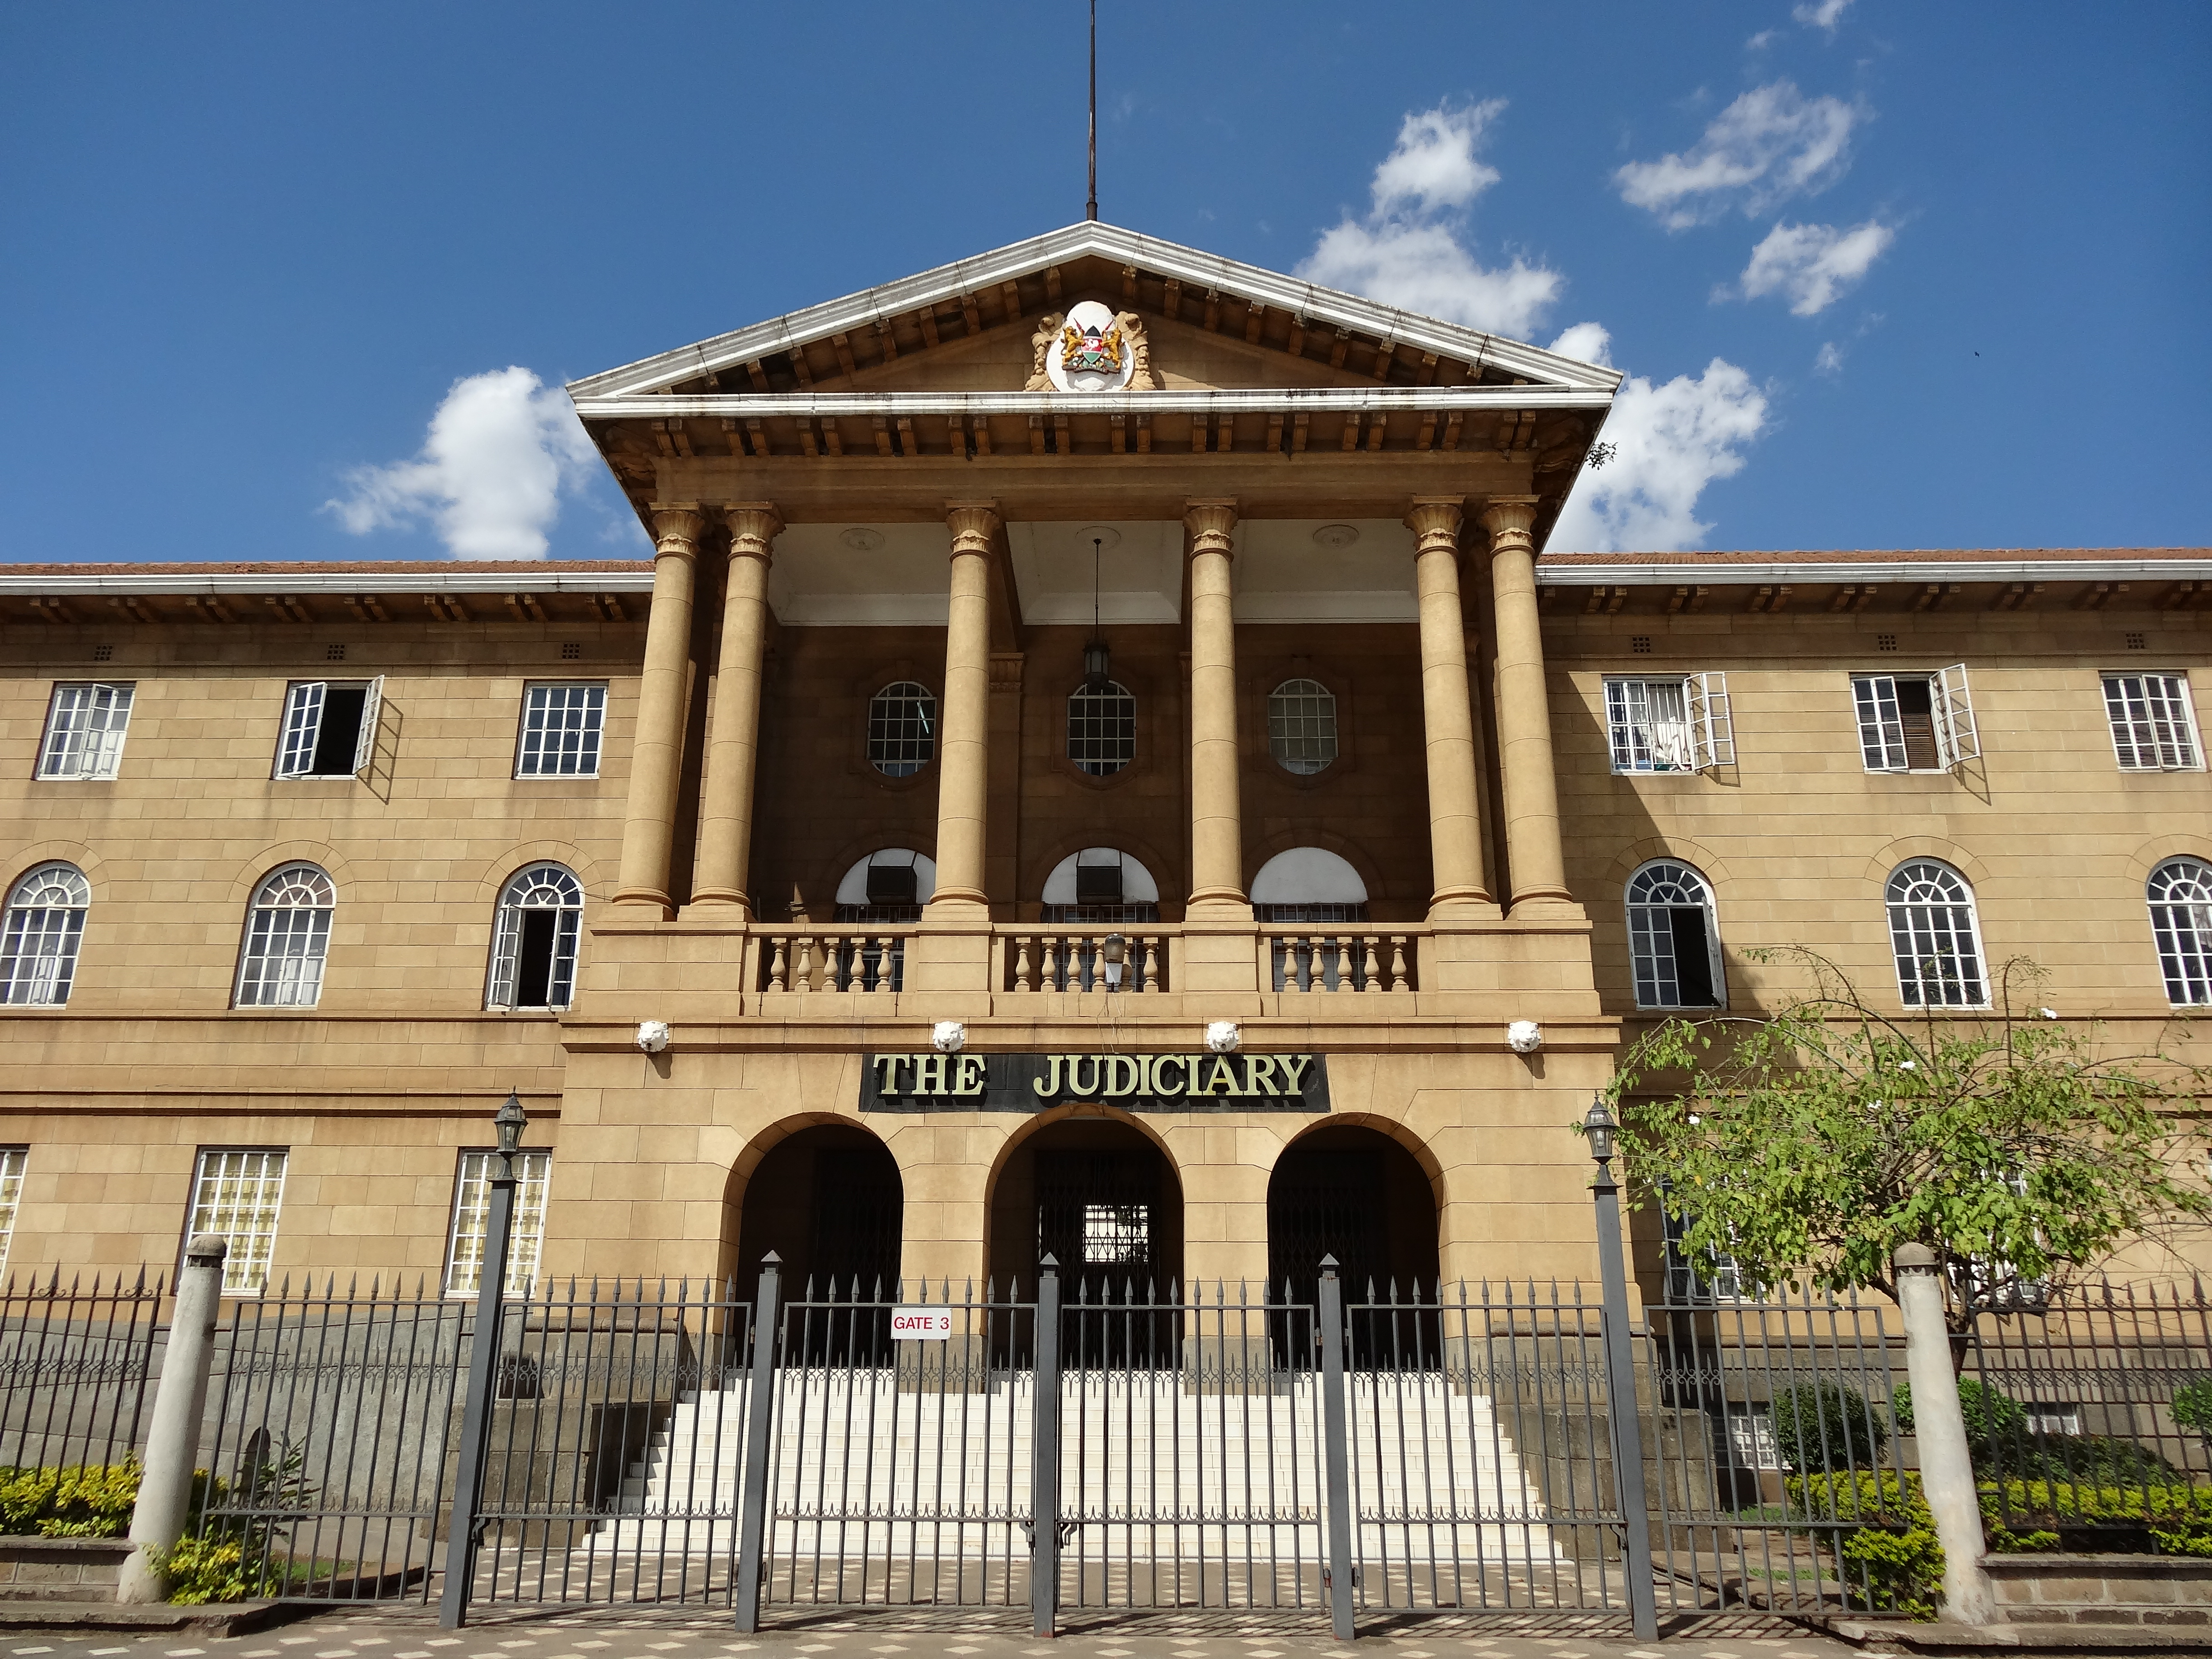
[866,682,937,778]
[1604,674,1732,773]
[235,864,336,1009]
[1,863,91,1007]
[0,1148,24,1280]
[514,683,608,778]
[442,1149,553,1299]
[274,678,383,780]
[1066,679,1137,777]
[1885,859,1990,1009]
[1266,678,1340,775]
[2102,672,2202,772]
[486,864,585,1011]
[1852,667,1978,773]
[1625,859,1727,1009]
[36,683,135,781]
[2147,858,2212,1008]
[186,1148,287,1296]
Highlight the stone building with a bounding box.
[2,223,2207,1304]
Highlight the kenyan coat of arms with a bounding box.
[1026,299,1157,392]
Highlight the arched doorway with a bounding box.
[987,1112,1183,1363]
[1267,1123,1441,1364]
[730,1123,904,1361]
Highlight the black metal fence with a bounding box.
[0,1269,164,1473]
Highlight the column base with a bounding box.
[684,888,751,917]
[1183,889,1253,919]
[1426,887,1504,923]
[610,889,675,920]
[1507,890,1587,921]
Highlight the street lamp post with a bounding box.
[1585,1098,1659,1640]
[439,1091,528,1629]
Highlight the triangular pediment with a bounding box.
[568,223,1619,404]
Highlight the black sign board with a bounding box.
[860,1051,1329,1114]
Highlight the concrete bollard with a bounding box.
[1894,1242,1998,1626]
[116,1234,228,1605]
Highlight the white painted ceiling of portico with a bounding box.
[767,518,1418,627]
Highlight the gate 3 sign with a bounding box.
[861,1051,1329,1113]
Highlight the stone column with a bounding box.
[613,505,703,914]
[1896,1244,1998,1625]
[1185,500,1247,913]
[692,504,781,912]
[931,503,1001,910]
[1480,497,1575,911]
[1406,498,1498,920]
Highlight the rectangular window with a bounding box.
[2024,1404,2083,1437]
[186,1149,287,1295]
[1079,1202,1149,1265]
[1605,674,1732,773]
[515,684,608,778]
[1853,666,1978,771]
[275,679,382,778]
[37,684,135,780]
[443,1150,553,1298]
[2103,673,2200,770]
[0,1148,24,1279]
[1726,1406,1783,1471]
[1663,1208,1751,1301]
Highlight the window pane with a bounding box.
[0,1148,25,1280]
[1267,679,1338,775]
[2105,674,2198,770]
[1626,861,1720,1008]
[1067,681,1136,776]
[1886,861,1987,1006]
[38,684,134,780]
[1,863,90,1007]
[1606,679,1695,772]
[236,866,335,1008]
[2149,858,2212,1007]
[867,683,936,777]
[445,1151,553,1298]
[187,1149,287,1295]
[1853,676,1907,770]
[517,684,607,777]
[487,865,582,1010]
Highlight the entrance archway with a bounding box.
[1267,1122,1441,1364]
[729,1121,904,1298]
[986,1111,1183,1363]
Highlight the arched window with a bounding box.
[1885,860,1987,1008]
[2148,858,2212,1008]
[1,863,90,1006]
[236,863,335,1009]
[488,863,584,1011]
[867,682,936,777]
[1041,849,1160,923]
[1268,679,1338,775]
[1067,680,1136,776]
[1626,860,1725,1009]
[834,849,936,923]
[1251,848,1368,924]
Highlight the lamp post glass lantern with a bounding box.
[1102,932,1126,988]
[1584,1097,1617,1164]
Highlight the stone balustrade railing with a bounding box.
[754,928,911,993]
[1000,930,1171,993]
[1263,931,1415,993]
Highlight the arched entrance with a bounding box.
[987,1111,1183,1363]
[729,1121,904,1298]
[1267,1122,1441,1364]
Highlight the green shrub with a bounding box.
[2171,1378,2212,1437]
[155,1535,258,1606]
[0,1460,140,1538]
[1771,1380,1888,1472]
[1978,1477,2212,1556]
[1893,1379,2029,1469]
[1785,1469,1942,1619]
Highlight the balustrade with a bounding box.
[1001,930,1170,993]
[755,928,910,993]
[1265,931,1413,993]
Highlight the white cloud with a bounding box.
[1814,341,1845,375]
[324,367,598,560]
[1547,321,1615,366]
[1615,81,1863,230]
[1297,101,1563,338]
[1735,218,1896,314]
[1545,324,1770,553]
[1794,0,1852,33]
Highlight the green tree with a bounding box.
[1605,950,2209,1348]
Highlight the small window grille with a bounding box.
[37,683,135,780]
[235,864,335,1008]
[1886,860,1988,1008]
[1631,635,1653,654]
[1080,1202,1150,1265]
[867,682,936,777]
[0,863,90,1007]
[91,644,114,663]
[2126,633,2148,651]
[1626,860,1724,1008]
[1605,675,1733,773]
[487,864,584,1010]
[1853,669,1978,771]
[2103,673,2200,771]
[274,680,381,778]
[1067,680,1137,776]
[1877,634,1898,652]
[515,684,607,778]
[443,1149,553,1298]
[1267,679,1339,774]
[560,642,583,661]
[0,1148,23,1279]
[325,643,347,662]
[2147,858,2212,1007]
[186,1148,288,1295]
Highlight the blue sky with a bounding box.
[2,2,2206,562]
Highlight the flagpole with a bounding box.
[1087,0,1098,221]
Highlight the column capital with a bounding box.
[1478,495,1541,550]
[722,502,782,562]
[944,501,1002,557]
[1183,499,1239,558]
[1404,497,1466,554]
[649,504,707,558]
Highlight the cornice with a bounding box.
[573,385,1617,422]
[0,569,658,598]
[1534,557,2212,586]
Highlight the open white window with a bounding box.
[1852,666,1979,772]
[2103,673,2201,771]
[2147,858,2212,1008]
[1605,675,1732,773]
[443,1149,553,1298]
[275,679,383,778]
[487,864,584,1011]
[1626,859,1726,1009]
[37,683,134,780]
